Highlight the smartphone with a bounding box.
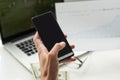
[32,11,74,62]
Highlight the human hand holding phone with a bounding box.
[33,32,76,80]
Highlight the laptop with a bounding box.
[0,0,64,73]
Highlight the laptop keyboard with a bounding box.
[16,38,37,56]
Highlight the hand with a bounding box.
[33,32,76,80]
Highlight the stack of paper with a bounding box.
[55,1,120,51]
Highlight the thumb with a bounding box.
[50,42,66,56]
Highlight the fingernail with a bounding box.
[60,42,66,47]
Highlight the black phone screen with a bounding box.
[32,11,74,61]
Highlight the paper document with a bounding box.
[55,1,120,51]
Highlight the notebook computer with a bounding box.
[0,0,64,73]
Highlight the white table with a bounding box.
[64,50,120,80]
[1,37,120,80]
[0,39,34,80]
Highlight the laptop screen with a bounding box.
[0,0,63,44]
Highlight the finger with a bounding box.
[70,45,75,49]
[50,42,66,56]
[64,34,67,38]
[33,32,48,54]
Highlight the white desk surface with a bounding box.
[0,39,120,80]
